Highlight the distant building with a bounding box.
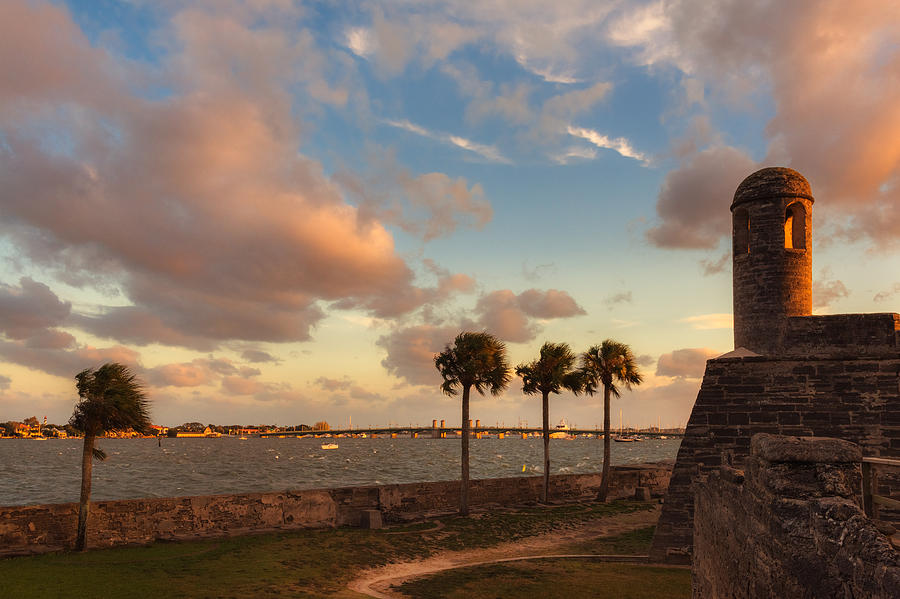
[313,421,330,431]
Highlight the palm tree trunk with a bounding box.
[599,385,611,502]
[460,385,470,516]
[76,433,94,551]
[542,391,550,503]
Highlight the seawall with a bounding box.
[0,462,671,556]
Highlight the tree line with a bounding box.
[435,332,642,515]
[66,331,642,550]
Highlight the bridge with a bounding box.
[259,427,683,438]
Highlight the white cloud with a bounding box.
[567,125,648,164]
[345,27,375,58]
[384,119,510,163]
[551,146,598,164]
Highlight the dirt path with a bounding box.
[348,505,661,598]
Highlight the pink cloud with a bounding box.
[641,0,900,249]
[655,348,720,379]
[475,288,585,343]
[377,324,460,386]
[647,146,756,249]
[0,0,481,355]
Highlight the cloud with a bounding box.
[874,283,900,304]
[566,125,649,164]
[603,291,633,309]
[0,278,71,340]
[221,375,292,401]
[475,288,585,343]
[635,354,655,367]
[0,374,10,390]
[521,262,556,282]
[144,357,238,388]
[25,329,76,350]
[0,340,141,378]
[315,376,352,391]
[700,251,730,276]
[812,278,850,310]
[384,119,510,163]
[656,348,720,378]
[679,313,733,330]
[315,375,386,403]
[241,349,280,363]
[646,146,757,248]
[345,27,375,59]
[377,324,460,386]
[622,0,900,249]
[336,152,493,241]
[551,146,597,164]
[0,0,480,354]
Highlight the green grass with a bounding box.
[0,502,662,598]
[394,561,691,599]
[393,525,690,599]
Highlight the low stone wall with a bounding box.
[693,434,899,598]
[0,462,671,556]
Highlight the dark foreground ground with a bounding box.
[1,500,690,598]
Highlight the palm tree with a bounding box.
[516,342,583,503]
[434,332,510,515]
[581,340,643,501]
[69,363,151,551]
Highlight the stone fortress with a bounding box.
[649,167,900,563]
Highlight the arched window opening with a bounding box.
[785,203,806,249]
[734,209,750,255]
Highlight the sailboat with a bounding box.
[614,409,636,442]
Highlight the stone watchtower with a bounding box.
[649,166,900,564]
[731,167,813,355]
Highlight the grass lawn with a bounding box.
[0,501,688,598]
[394,561,690,599]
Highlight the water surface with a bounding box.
[1,436,679,506]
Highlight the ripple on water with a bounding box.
[0,437,680,506]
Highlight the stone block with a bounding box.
[359,509,383,529]
[751,433,862,463]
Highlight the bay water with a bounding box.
[1,436,680,507]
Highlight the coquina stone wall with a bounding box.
[649,353,900,563]
[651,167,900,564]
[0,463,670,556]
[693,434,899,598]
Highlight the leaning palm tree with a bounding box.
[434,332,510,515]
[516,342,583,503]
[69,363,151,551]
[581,340,643,501]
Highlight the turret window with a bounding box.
[785,203,806,249]
[734,209,750,255]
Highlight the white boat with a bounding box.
[321,443,339,450]
[614,436,636,443]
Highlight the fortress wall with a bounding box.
[0,463,671,556]
[784,313,900,356]
[693,434,899,598]
[649,354,900,563]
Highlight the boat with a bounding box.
[321,443,339,450]
[549,419,576,440]
[614,436,636,443]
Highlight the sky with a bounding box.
[1,0,899,429]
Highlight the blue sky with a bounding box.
[1,0,898,429]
